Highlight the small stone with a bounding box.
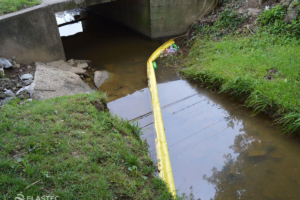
[20,74,33,80]
[54,110,58,115]
[15,64,20,68]
[67,59,75,66]
[77,63,88,69]
[94,71,109,88]
[27,65,32,69]
[16,83,23,88]
[4,90,14,97]
[22,79,33,86]
[0,58,13,68]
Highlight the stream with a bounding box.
[58,10,300,200]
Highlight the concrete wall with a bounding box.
[92,0,215,39]
[0,9,64,64]
[150,0,215,38]
[0,0,114,64]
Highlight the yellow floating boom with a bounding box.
[147,39,176,196]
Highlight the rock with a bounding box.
[284,4,299,23]
[16,83,23,88]
[4,90,14,97]
[94,71,109,88]
[16,86,33,96]
[15,64,20,68]
[77,63,88,69]
[16,90,31,100]
[31,63,93,100]
[47,60,86,75]
[27,65,32,69]
[20,74,33,80]
[67,59,75,66]
[0,58,13,68]
[22,79,33,86]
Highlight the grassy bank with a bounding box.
[0,0,41,15]
[0,93,175,199]
[179,6,300,135]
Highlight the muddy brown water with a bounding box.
[59,10,300,200]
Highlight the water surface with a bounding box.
[61,10,300,200]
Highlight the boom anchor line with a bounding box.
[147,39,176,196]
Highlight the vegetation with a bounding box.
[0,0,41,15]
[192,7,248,40]
[180,5,300,135]
[0,93,176,199]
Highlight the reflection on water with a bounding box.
[56,10,83,37]
[61,9,300,200]
[109,78,300,199]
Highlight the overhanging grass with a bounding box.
[0,93,175,199]
[180,35,300,135]
[0,0,41,15]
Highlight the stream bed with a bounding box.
[59,10,300,200]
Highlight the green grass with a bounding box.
[181,34,300,135]
[0,93,177,199]
[0,0,41,15]
[178,3,300,135]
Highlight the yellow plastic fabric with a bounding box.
[147,39,176,196]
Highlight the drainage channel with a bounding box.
[58,9,300,200]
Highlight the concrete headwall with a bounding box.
[150,0,216,38]
[0,0,114,64]
[92,0,216,39]
[0,9,64,65]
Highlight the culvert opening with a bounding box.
[55,7,167,102]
